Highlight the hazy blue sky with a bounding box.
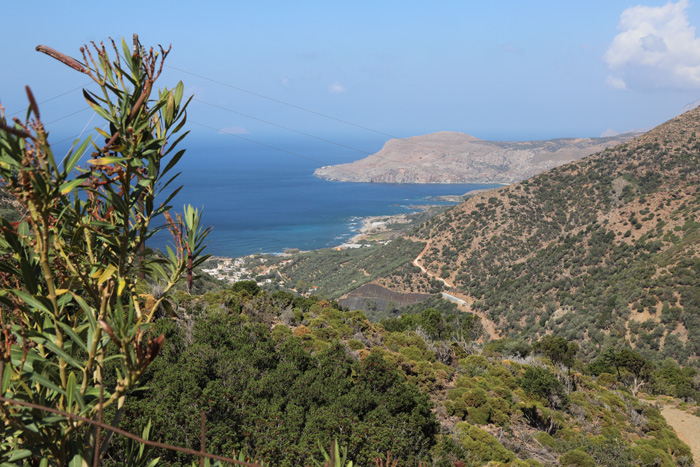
[3,0,700,145]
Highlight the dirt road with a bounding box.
[413,244,501,340]
[661,404,700,463]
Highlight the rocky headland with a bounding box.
[314,131,639,184]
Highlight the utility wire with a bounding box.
[2,67,478,202]
[194,98,372,156]
[192,121,346,166]
[8,82,93,117]
[167,65,404,140]
[168,63,450,160]
[5,66,447,184]
[44,107,91,126]
[189,97,455,181]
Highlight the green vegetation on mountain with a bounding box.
[106,284,695,466]
[110,290,438,466]
[0,186,21,222]
[372,107,700,366]
[279,237,426,298]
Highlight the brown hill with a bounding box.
[370,107,700,364]
[314,131,637,184]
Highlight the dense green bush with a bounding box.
[113,306,438,466]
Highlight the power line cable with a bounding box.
[167,63,456,163]
[167,65,404,140]
[193,98,372,156]
[44,107,91,126]
[189,97,457,181]
[58,112,99,167]
[8,82,93,117]
[192,121,346,166]
[4,67,447,185]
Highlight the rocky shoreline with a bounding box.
[336,212,414,248]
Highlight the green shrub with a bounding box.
[468,405,491,425]
[456,423,516,464]
[559,449,596,467]
[271,324,293,342]
[347,339,365,351]
[533,431,557,449]
[596,372,618,387]
[461,388,487,411]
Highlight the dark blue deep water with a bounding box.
[149,138,499,258]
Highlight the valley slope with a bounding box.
[368,107,700,364]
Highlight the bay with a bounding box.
[147,137,499,258]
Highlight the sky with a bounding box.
[3,0,700,147]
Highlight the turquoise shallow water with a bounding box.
[148,137,499,257]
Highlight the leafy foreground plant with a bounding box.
[311,440,353,467]
[0,37,209,463]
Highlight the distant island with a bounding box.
[314,131,639,184]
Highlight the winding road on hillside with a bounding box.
[413,244,501,340]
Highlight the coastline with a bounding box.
[200,207,438,284]
[336,211,419,249]
[199,183,502,284]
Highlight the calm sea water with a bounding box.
[147,137,499,258]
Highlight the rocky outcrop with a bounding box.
[314,131,638,184]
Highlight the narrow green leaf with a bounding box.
[29,337,82,370]
[165,92,175,126]
[17,254,39,295]
[7,449,33,461]
[121,38,133,69]
[68,454,86,467]
[13,290,52,314]
[83,90,112,121]
[59,175,87,195]
[66,372,76,411]
[161,300,177,318]
[69,292,97,329]
[97,264,117,285]
[161,148,185,178]
[173,81,184,107]
[1,361,11,393]
[56,322,88,353]
[29,371,65,396]
[63,136,92,173]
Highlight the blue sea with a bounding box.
[145,137,499,258]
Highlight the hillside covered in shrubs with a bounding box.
[371,106,700,367]
[107,283,696,466]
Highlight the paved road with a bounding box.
[441,292,467,306]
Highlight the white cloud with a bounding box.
[604,0,700,90]
[606,75,628,90]
[328,82,346,94]
[218,126,250,135]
